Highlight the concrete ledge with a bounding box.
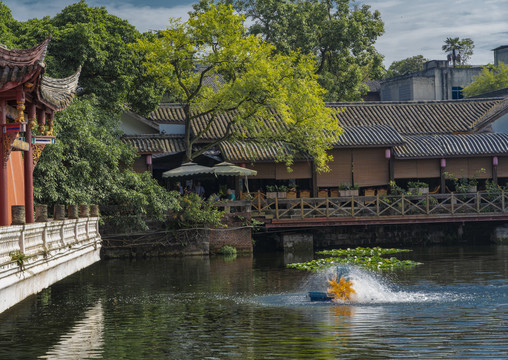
[0,218,101,313]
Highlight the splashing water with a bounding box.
[300,266,460,305]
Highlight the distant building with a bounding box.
[380,60,482,101]
[493,45,508,66]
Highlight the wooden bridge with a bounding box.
[245,191,508,229]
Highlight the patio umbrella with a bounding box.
[162,162,215,178]
[213,162,257,193]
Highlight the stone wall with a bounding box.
[0,218,101,313]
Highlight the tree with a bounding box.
[193,0,385,102]
[133,4,339,172]
[33,96,175,230]
[385,55,428,78]
[442,37,474,67]
[12,0,164,114]
[463,62,508,97]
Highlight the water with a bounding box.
[1,245,507,359]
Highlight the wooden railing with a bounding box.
[250,191,508,219]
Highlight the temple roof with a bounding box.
[394,133,508,159]
[145,98,508,140]
[122,134,186,154]
[0,38,49,90]
[38,67,81,111]
[328,98,508,135]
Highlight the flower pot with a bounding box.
[330,189,339,197]
[318,190,328,198]
[54,204,66,220]
[299,190,310,198]
[11,205,25,225]
[277,191,287,199]
[90,205,100,217]
[68,205,79,219]
[80,205,90,218]
[287,190,297,199]
[266,192,277,199]
[350,190,359,196]
[35,204,48,222]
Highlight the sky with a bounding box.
[3,0,508,67]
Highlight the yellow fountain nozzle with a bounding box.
[327,274,356,301]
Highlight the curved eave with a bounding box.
[0,37,49,68]
[38,66,81,111]
[0,37,50,91]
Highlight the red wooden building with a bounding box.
[0,38,80,225]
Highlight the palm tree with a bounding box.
[442,37,474,67]
[442,37,461,67]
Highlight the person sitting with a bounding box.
[226,189,236,201]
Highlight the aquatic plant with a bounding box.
[287,246,422,271]
[217,245,237,256]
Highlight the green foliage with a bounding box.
[196,0,385,101]
[169,193,225,229]
[287,246,422,271]
[385,55,428,78]
[33,97,173,230]
[407,181,429,189]
[133,4,338,172]
[442,37,474,67]
[10,250,28,270]
[217,245,237,256]
[463,62,508,97]
[4,0,163,113]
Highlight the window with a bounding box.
[452,86,464,99]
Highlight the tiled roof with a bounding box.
[122,134,186,154]
[329,98,508,135]
[38,67,81,111]
[220,140,310,162]
[394,133,508,159]
[148,103,186,124]
[146,98,508,139]
[332,125,404,147]
[0,38,49,90]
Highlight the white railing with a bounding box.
[0,218,100,266]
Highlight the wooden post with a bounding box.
[25,103,36,224]
[426,193,430,214]
[451,193,455,214]
[0,99,8,226]
[476,192,480,213]
[275,197,279,219]
[440,166,446,194]
[300,198,304,218]
[401,194,405,215]
[376,193,379,216]
[311,161,318,198]
[502,190,505,212]
[493,165,498,185]
[326,198,329,217]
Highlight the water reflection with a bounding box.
[39,300,104,359]
[0,245,507,359]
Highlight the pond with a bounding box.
[0,244,507,359]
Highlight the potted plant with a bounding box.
[266,185,277,199]
[287,184,298,199]
[330,188,339,197]
[408,181,429,195]
[277,185,288,199]
[318,188,329,198]
[339,183,350,197]
[350,184,359,196]
[299,189,311,198]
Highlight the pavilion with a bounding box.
[0,38,80,225]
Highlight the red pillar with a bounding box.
[0,99,8,226]
[24,103,36,224]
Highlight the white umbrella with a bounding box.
[162,162,215,178]
[213,162,257,193]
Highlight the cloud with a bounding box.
[3,0,508,68]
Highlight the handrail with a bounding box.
[250,191,508,219]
